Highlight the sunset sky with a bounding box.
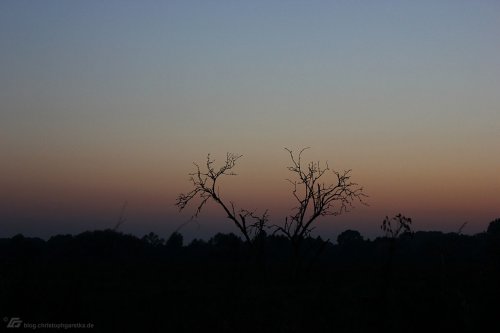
[1,1,499,241]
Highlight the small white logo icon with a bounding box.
[6,317,22,328]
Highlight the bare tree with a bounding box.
[379,213,413,302]
[274,148,367,262]
[381,213,412,239]
[112,200,128,231]
[176,148,366,271]
[175,153,268,244]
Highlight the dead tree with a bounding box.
[274,148,367,266]
[175,153,268,244]
[381,213,412,239]
[176,149,366,273]
[379,213,413,300]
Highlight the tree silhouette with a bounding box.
[165,232,183,249]
[175,153,268,244]
[4,225,499,331]
[337,229,364,247]
[142,232,165,247]
[381,213,412,239]
[487,218,500,236]
[176,148,366,271]
[274,148,367,264]
[486,218,500,261]
[379,213,414,316]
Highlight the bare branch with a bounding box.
[381,214,412,239]
[176,148,367,266]
[175,152,267,244]
[277,147,368,245]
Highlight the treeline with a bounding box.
[2,219,499,265]
[1,219,499,332]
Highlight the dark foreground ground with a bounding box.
[1,220,499,332]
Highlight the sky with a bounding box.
[1,0,499,241]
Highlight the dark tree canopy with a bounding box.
[337,229,364,247]
[487,218,500,236]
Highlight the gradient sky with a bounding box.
[1,0,499,241]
